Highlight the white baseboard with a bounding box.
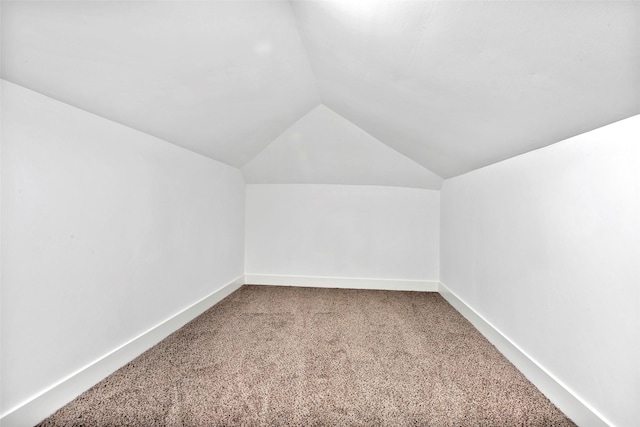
[3,277,607,427]
[0,276,244,427]
[438,282,611,427]
[245,274,438,292]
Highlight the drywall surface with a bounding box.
[1,1,319,166]
[292,1,640,177]
[245,184,439,281]
[4,2,638,181]
[242,104,442,189]
[0,80,245,416]
[440,115,640,426]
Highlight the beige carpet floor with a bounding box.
[39,285,575,426]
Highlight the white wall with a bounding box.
[441,115,640,427]
[0,80,245,416]
[245,184,439,283]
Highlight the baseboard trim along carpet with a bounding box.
[438,282,610,427]
[244,274,439,292]
[0,275,245,427]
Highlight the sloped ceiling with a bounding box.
[292,0,640,177]
[2,1,639,179]
[0,1,320,167]
[243,104,442,189]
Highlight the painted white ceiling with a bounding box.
[292,0,640,177]
[0,1,320,167]
[243,104,442,189]
[2,1,639,179]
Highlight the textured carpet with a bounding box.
[39,285,575,426]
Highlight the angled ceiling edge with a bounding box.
[242,103,443,190]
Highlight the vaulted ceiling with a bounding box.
[1,1,320,167]
[2,0,639,186]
